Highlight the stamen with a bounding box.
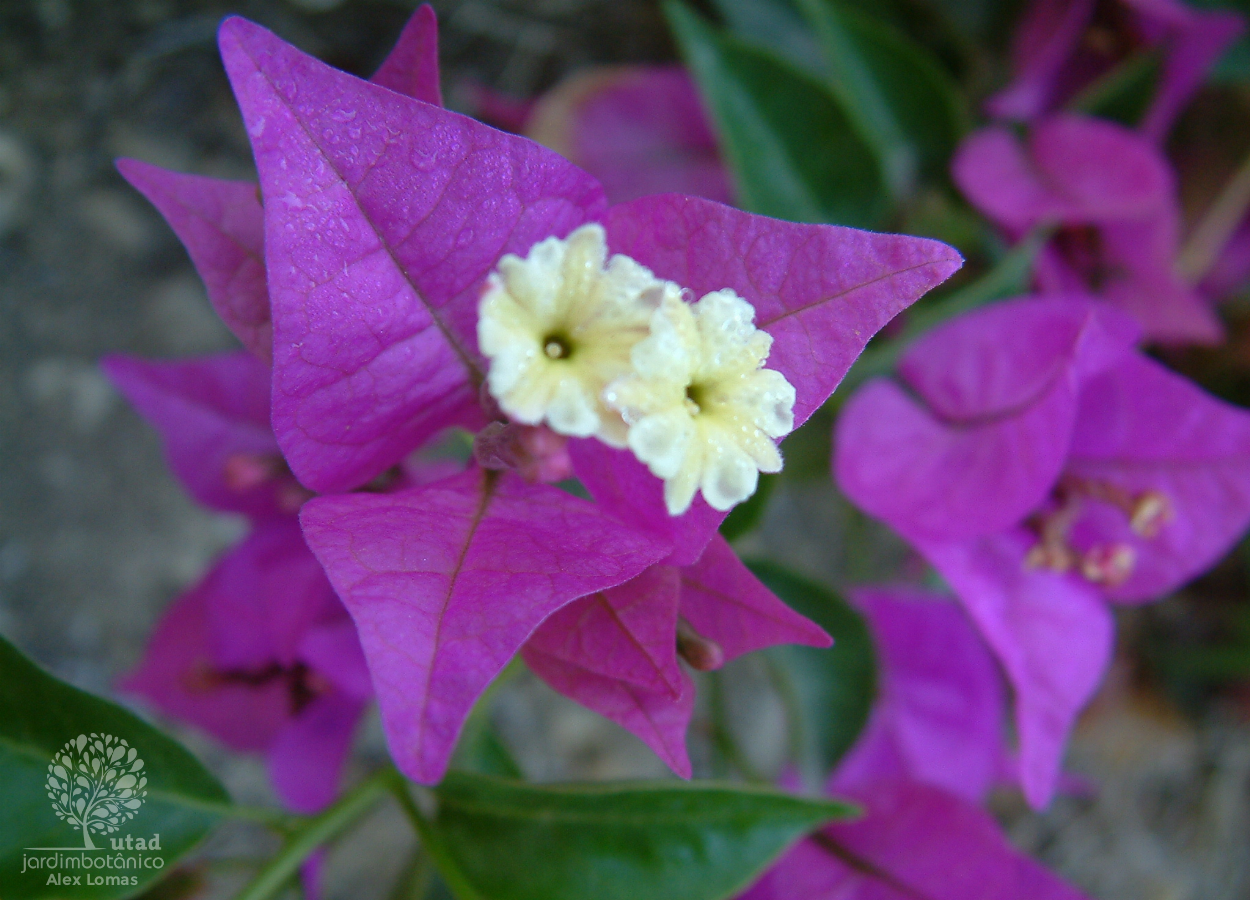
[1130,491,1173,538]
[1025,541,1075,573]
[684,384,703,416]
[1024,495,1083,573]
[1060,475,1174,539]
[1080,543,1137,587]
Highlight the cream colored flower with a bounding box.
[606,288,795,515]
[478,223,664,446]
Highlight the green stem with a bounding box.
[761,653,808,780]
[387,849,434,900]
[1179,148,1250,283]
[231,770,391,900]
[706,669,767,783]
[385,770,485,900]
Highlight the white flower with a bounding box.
[478,223,663,446]
[605,288,795,515]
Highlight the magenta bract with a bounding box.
[835,586,1008,804]
[121,519,370,813]
[105,352,369,812]
[738,778,1091,899]
[988,0,1243,142]
[115,6,444,366]
[953,115,1221,344]
[193,11,960,785]
[103,352,294,518]
[299,469,670,783]
[525,65,733,206]
[835,294,1250,805]
[521,535,832,775]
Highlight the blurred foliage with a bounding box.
[667,2,887,226]
[750,563,877,788]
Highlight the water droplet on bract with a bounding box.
[330,108,357,123]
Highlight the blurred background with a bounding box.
[2,1,1249,898]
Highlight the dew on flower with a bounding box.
[605,288,795,516]
[478,222,664,446]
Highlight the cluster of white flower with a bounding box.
[478,223,795,516]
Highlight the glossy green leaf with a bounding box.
[426,773,856,900]
[666,1,886,227]
[0,634,229,900]
[748,563,876,784]
[794,0,968,196]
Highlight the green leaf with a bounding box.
[426,773,856,900]
[450,722,523,780]
[707,0,828,77]
[748,563,876,784]
[666,1,886,227]
[0,634,229,900]
[793,0,968,196]
[1069,50,1162,126]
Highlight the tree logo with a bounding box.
[45,734,148,849]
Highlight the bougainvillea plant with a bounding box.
[7,0,1250,898]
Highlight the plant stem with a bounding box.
[384,770,485,900]
[230,770,391,900]
[761,652,808,782]
[706,669,767,784]
[1179,147,1250,283]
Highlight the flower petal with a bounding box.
[837,586,1006,803]
[606,194,963,428]
[101,352,285,518]
[119,574,290,753]
[220,17,607,492]
[740,779,1092,900]
[953,116,1172,231]
[897,296,1139,422]
[527,66,732,206]
[679,535,830,663]
[369,3,442,105]
[299,468,668,784]
[115,161,271,361]
[202,518,343,671]
[835,377,1076,542]
[522,647,695,778]
[267,692,366,813]
[1067,353,1250,601]
[525,565,684,696]
[916,532,1113,809]
[568,439,724,566]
